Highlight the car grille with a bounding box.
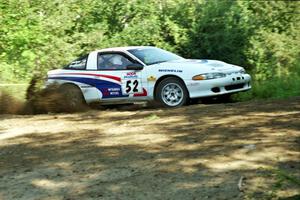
[225,83,245,91]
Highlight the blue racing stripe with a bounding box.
[48,76,128,98]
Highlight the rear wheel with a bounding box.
[155,77,188,108]
[59,84,86,112]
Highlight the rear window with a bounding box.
[64,54,88,70]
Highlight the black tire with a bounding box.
[155,77,188,108]
[59,84,86,112]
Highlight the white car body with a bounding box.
[46,46,251,105]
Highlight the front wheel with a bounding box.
[155,77,188,108]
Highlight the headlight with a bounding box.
[192,72,226,80]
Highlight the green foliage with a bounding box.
[247,31,299,80]
[234,71,300,101]
[0,0,299,99]
[187,1,252,67]
[246,1,300,81]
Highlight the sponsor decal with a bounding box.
[108,88,120,92]
[107,88,121,95]
[188,82,200,86]
[158,69,183,73]
[124,72,138,79]
[102,88,121,96]
[110,92,120,95]
[147,76,156,81]
[80,85,93,88]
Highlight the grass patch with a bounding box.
[244,167,300,200]
[145,114,160,120]
[272,168,300,187]
[233,74,300,101]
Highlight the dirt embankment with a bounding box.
[0,98,299,200]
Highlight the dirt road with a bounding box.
[0,98,299,200]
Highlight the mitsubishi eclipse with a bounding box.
[46,46,251,108]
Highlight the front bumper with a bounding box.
[186,73,251,98]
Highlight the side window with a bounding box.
[64,54,88,70]
[97,53,133,70]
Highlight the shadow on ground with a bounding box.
[0,97,299,199]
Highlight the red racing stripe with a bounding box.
[56,73,121,82]
[133,88,147,97]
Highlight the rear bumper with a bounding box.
[186,74,251,98]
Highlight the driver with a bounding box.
[110,55,126,69]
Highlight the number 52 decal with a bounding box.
[122,79,142,94]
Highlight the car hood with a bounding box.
[155,59,243,73]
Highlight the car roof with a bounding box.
[94,46,155,53]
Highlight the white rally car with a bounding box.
[46,46,251,108]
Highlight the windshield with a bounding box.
[128,47,183,65]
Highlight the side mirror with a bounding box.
[126,63,144,70]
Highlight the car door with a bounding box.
[94,52,145,100]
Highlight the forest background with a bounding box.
[0,0,299,100]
